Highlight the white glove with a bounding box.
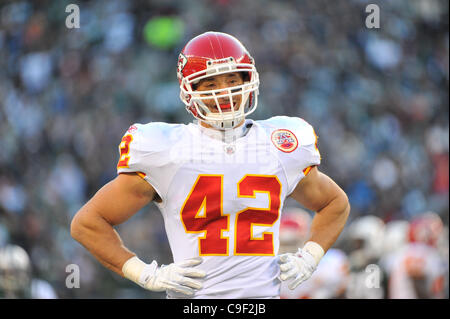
[278,241,324,290]
[122,256,206,296]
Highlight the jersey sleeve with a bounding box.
[267,116,321,195]
[289,118,321,194]
[117,124,145,175]
[116,123,165,200]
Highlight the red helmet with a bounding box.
[279,208,312,246]
[177,32,259,129]
[408,211,444,247]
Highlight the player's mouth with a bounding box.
[217,102,236,112]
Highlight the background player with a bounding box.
[0,244,57,299]
[343,215,386,299]
[387,212,447,299]
[278,208,312,255]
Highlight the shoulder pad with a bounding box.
[260,116,318,147]
[129,122,186,152]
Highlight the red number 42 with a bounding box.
[180,175,282,256]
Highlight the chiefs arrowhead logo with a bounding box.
[177,53,187,75]
[271,129,298,153]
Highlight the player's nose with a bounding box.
[216,86,231,101]
[215,84,229,96]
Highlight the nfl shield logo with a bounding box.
[224,145,235,154]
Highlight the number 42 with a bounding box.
[180,175,282,256]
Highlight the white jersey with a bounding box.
[387,243,447,299]
[117,116,321,299]
[280,249,350,299]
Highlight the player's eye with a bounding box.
[204,83,216,89]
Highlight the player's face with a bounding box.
[194,72,244,113]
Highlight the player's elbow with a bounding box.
[70,210,91,244]
[337,189,351,221]
[70,212,83,243]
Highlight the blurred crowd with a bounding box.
[0,0,448,298]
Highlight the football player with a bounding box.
[0,244,31,299]
[379,219,410,292]
[71,32,350,298]
[0,244,57,299]
[343,215,386,299]
[387,212,447,299]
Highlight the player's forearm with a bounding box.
[308,191,350,252]
[70,209,135,277]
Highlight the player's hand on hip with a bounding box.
[122,256,206,296]
[278,242,324,290]
[144,257,206,296]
